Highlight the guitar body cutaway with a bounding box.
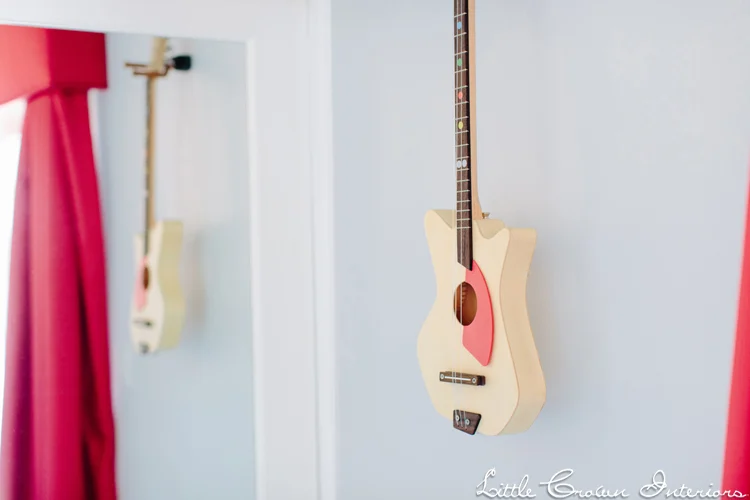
[129,220,186,354]
[417,209,546,435]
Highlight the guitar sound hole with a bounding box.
[142,266,150,289]
[453,282,477,326]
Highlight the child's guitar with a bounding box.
[126,37,191,354]
[417,0,546,436]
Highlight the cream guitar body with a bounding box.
[130,221,185,354]
[416,0,545,435]
[417,210,545,436]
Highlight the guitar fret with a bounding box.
[456,116,468,120]
[454,33,467,38]
[455,69,467,73]
[455,85,468,90]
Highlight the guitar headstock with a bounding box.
[125,36,191,77]
[149,37,169,74]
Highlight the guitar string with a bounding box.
[450,0,463,434]
[466,10,470,431]
[455,0,467,433]
[144,76,152,257]
[454,0,461,432]
[460,0,468,432]
[450,0,459,432]
[458,0,465,431]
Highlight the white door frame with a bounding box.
[0,1,336,499]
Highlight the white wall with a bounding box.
[332,1,750,498]
[96,33,254,500]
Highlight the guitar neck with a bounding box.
[144,76,156,253]
[455,0,482,269]
[129,37,179,256]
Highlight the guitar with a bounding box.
[126,37,192,354]
[416,0,546,436]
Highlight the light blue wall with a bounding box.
[332,1,750,499]
[97,33,254,500]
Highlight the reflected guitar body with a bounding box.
[416,0,546,436]
[130,221,185,353]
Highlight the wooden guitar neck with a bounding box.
[144,76,156,253]
[455,0,483,270]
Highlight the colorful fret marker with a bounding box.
[462,159,468,167]
[458,121,464,130]
[458,91,464,99]
[457,21,462,29]
[457,58,463,67]
[456,160,462,168]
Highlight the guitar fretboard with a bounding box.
[455,0,473,269]
[143,77,155,254]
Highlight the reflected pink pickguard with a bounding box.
[134,256,148,311]
[462,260,494,366]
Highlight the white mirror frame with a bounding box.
[0,2,337,500]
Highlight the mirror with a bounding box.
[0,26,254,499]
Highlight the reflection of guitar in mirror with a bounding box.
[416,0,546,436]
[126,37,192,354]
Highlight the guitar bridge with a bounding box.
[453,410,481,435]
[439,371,485,386]
[133,319,153,328]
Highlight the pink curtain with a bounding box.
[0,26,117,499]
[722,172,750,497]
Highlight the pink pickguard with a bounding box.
[462,260,494,366]
[134,256,148,311]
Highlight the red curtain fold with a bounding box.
[723,172,750,497]
[0,27,116,500]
